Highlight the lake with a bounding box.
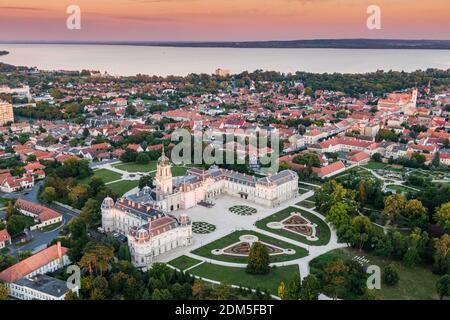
[1,44,450,76]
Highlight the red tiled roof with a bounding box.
[15,199,61,222]
[0,229,11,242]
[313,161,346,177]
[0,243,68,283]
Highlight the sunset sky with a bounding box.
[0,0,449,41]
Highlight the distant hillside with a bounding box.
[7,39,450,50]
[139,39,450,49]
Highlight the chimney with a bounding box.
[57,241,63,267]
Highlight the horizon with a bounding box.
[2,38,450,44]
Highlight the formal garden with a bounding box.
[256,207,331,245]
[186,262,300,295]
[191,230,308,263]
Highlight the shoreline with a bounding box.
[1,39,450,50]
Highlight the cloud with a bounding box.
[0,6,45,11]
[85,12,173,22]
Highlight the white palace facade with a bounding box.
[101,150,299,268]
[133,150,300,212]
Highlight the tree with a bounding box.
[136,153,150,165]
[80,199,101,230]
[277,281,286,300]
[382,265,399,286]
[315,180,355,214]
[350,216,373,251]
[434,202,450,234]
[322,259,349,299]
[433,234,450,275]
[120,149,138,163]
[41,186,57,204]
[436,275,450,300]
[286,273,301,300]
[299,274,320,300]
[404,199,428,230]
[0,283,9,300]
[326,202,353,230]
[246,242,270,275]
[152,288,172,300]
[118,244,131,261]
[383,194,407,225]
[68,185,91,209]
[5,201,16,219]
[7,214,34,236]
[293,153,321,168]
[64,290,79,300]
[139,175,154,190]
[371,153,382,162]
[79,243,114,276]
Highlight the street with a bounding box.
[0,181,79,256]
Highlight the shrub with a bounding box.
[382,265,399,286]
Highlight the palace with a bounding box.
[101,196,193,269]
[101,149,299,268]
[132,149,299,212]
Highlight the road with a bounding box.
[0,181,79,256]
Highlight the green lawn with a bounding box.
[298,183,319,190]
[298,188,311,195]
[113,161,157,173]
[386,184,419,194]
[79,169,122,184]
[40,221,64,232]
[107,180,139,196]
[171,166,190,177]
[364,161,387,170]
[309,248,441,300]
[168,255,202,271]
[296,201,316,209]
[187,263,299,295]
[255,207,331,246]
[191,230,308,263]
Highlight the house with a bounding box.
[347,151,371,165]
[24,162,46,180]
[14,199,63,230]
[312,161,346,179]
[310,136,379,155]
[0,242,77,300]
[0,229,11,249]
[127,143,145,152]
[440,152,450,166]
[0,175,34,193]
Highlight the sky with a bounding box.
[0,0,449,41]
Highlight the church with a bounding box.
[101,149,299,268]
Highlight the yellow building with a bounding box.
[0,100,14,125]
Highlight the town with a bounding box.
[0,63,449,301]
